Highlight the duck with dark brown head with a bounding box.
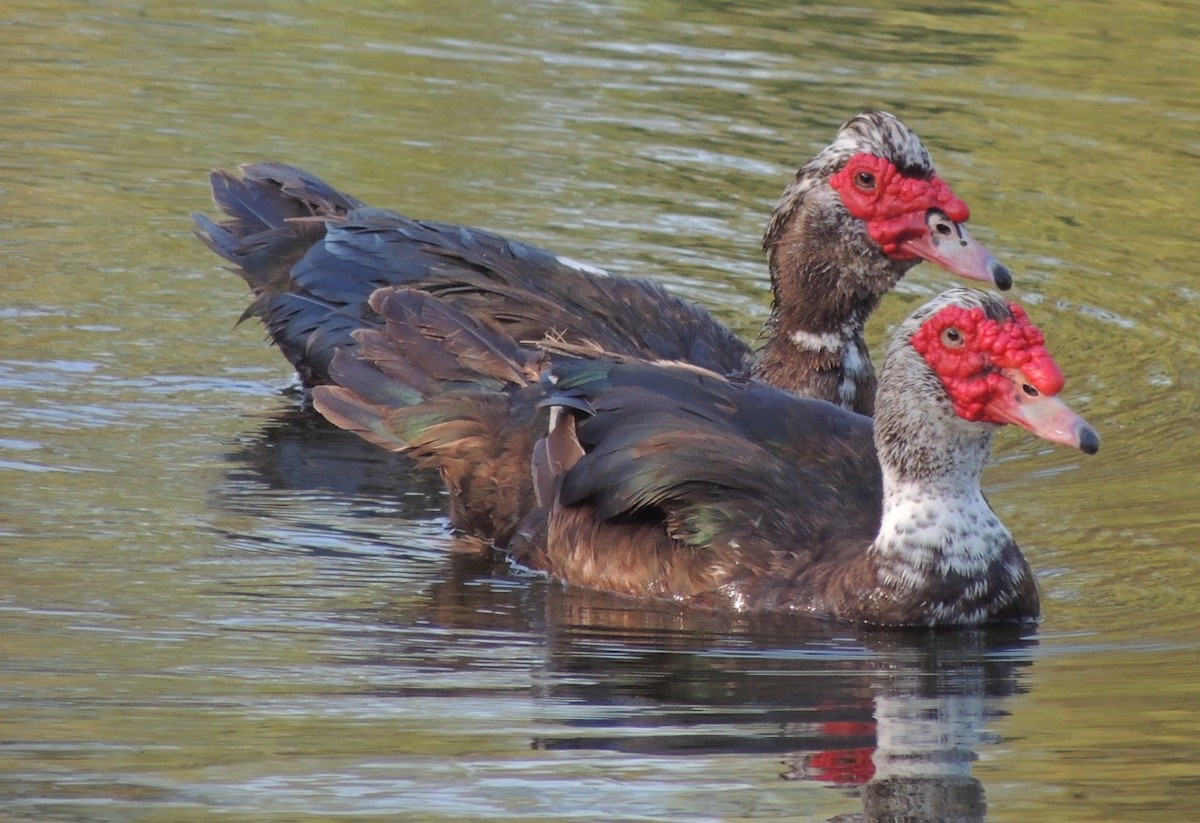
[195,111,1007,415]
[312,287,1097,627]
[757,111,1010,411]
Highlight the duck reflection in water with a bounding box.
[218,405,446,519]
[428,559,1030,823]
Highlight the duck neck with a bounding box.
[868,370,1032,624]
[754,196,914,415]
[754,284,877,414]
[874,460,1011,585]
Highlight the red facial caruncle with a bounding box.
[910,303,1064,423]
[828,153,970,258]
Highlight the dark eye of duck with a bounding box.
[941,327,964,348]
[854,171,876,191]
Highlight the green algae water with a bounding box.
[2,1,1198,820]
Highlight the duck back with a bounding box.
[195,163,753,389]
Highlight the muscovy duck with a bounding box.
[312,287,1097,626]
[195,111,1009,415]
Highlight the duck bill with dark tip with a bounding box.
[984,367,1101,454]
[897,209,1012,291]
[828,152,1013,291]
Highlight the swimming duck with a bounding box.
[313,287,1097,626]
[195,111,1009,415]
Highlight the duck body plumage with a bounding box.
[521,358,1040,625]
[195,162,753,390]
[196,112,1010,415]
[311,287,1096,626]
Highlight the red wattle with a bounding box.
[829,153,970,258]
[910,303,1065,421]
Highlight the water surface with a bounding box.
[3,1,1199,821]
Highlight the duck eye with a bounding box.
[854,171,876,190]
[941,327,964,348]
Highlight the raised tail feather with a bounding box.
[193,164,374,385]
[193,163,363,296]
[204,163,364,238]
